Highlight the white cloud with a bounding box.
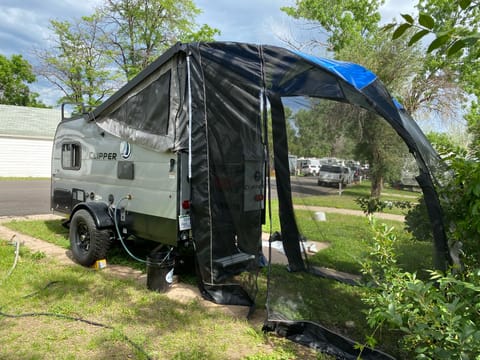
[0,0,417,106]
[380,0,417,24]
[195,0,295,46]
[0,0,103,105]
[0,0,102,57]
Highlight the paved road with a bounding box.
[289,176,340,197]
[270,175,339,199]
[0,180,51,216]
[0,177,338,217]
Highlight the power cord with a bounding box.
[1,235,20,283]
[113,196,148,263]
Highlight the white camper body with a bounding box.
[52,115,191,249]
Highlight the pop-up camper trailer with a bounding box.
[52,42,451,359]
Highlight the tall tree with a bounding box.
[98,0,219,80]
[443,2,480,147]
[285,99,356,159]
[354,112,407,197]
[35,15,117,109]
[36,0,219,106]
[282,0,385,52]
[391,0,480,147]
[0,54,46,107]
[282,0,458,197]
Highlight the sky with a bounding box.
[0,0,416,106]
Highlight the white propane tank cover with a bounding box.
[314,211,326,221]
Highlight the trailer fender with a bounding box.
[71,202,114,230]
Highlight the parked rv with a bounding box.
[297,158,320,176]
[391,158,420,191]
[288,154,297,175]
[52,43,268,309]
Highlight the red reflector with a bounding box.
[182,200,190,209]
[254,194,264,201]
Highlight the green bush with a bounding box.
[437,150,480,268]
[404,197,433,242]
[355,196,412,215]
[360,218,480,359]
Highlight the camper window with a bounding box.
[109,70,171,136]
[62,143,81,170]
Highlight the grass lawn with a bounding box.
[291,181,420,215]
[0,238,326,359]
[4,219,154,272]
[1,183,431,359]
[263,204,434,276]
[261,265,404,356]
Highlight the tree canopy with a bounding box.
[282,0,385,52]
[36,16,116,109]
[389,0,479,58]
[281,0,444,197]
[390,0,479,145]
[35,0,219,108]
[98,0,219,80]
[0,54,46,107]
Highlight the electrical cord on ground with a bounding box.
[2,235,20,282]
[0,281,152,360]
[113,196,148,264]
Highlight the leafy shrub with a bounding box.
[404,197,433,242]
[360,218,480,359]
[436,150,480,268]
[355,196,412,215]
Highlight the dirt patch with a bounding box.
[0,214,72,265]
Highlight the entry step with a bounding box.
[213,252,255,268]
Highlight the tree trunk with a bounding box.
[370,173,384,198]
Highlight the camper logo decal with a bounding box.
[90,152,117,160]
[120,141,131,159]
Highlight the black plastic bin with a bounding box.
[146,251,175,292]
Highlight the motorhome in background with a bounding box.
[318,157,339,166]
[296,157,320,176]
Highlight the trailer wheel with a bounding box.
[69,209,111,266]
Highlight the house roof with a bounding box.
[0,104,61,139]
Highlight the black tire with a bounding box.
[69,209,112,266]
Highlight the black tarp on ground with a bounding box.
[89,41,451,359]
